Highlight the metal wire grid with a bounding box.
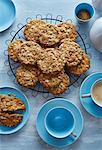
[4,14,90,95]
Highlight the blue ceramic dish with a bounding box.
[0,86,30,134]
[80,72,102,118]
[44,107,75,139]
[0,0,16,32]
[36,98,83,148]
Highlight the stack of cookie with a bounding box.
[0,95,26,127]
[8,19,90,95]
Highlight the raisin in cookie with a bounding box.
[0,112,23,127]
[16,65,39,88]
[39,70,65,88]
[59,39,83,67]
[0,95,25,112]
[17,41,42,65]
[8,40,24,62]
[37,48,66,74]
[46,73,70,95]
[39,23,60,47]
[68,53,90,75]
[57,22,77,42]
[24,19,46,42]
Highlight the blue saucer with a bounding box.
[0,86,30,134]
[0,0,16,32]
[80,72,102,118]
[36,98,83,148]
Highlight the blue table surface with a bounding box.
[0,0,102,150]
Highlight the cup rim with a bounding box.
[44,106,75,138]
[91,78,102,107]
[75,2,95,22]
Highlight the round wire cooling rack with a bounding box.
[6,14,89,94]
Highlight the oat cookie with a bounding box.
[17,41,42,65]
[0,112,23,127]
[59,39,83,67]
[16,65,39,88]
[39,24,60,46]
[37,48,66,74]
[0,95,25,112]
[47,74,70,95]
[8,40,24,62]
[57,22,77,42]
[24,19,46,42]
[68,53,90,75]
[39,70,65,88]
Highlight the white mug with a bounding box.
[92,0,102,11]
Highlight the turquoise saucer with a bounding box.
[36,98,83,148]
[0,86,30,134]
[80,72,102,118]
[0,0,16,32]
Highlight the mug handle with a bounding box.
[82,93,91,98]
[70,132,77,138]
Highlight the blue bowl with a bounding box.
[0,0,16,32]
[44,107,75,138]
[75,3,94,23]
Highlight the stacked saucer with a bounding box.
[36,98,83,148]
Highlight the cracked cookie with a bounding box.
[0,95,25,112]
[0,112,23,127]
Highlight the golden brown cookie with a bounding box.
[46,73,70,95]
[37,48,66,74]
[0,112,23,127]
[8,40,24,62]
[17,41,42,65]
[0,95,26,112]
[57,22,77,42]
[39,70,65,88]
[59,39,83,67]
[24,19,46,42]
[68,53,90,75]
[39,23,60,47]
[16,65,39,88]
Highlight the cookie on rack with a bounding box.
[59,39,83,67]
[24,19,46,42]
[57,22,77,42]
[8,40,24,62]
[46,73,70,95]
[16,65,39,88]
[0,95,26,112]
[39,23,60,47]
[68,53,90,75]
[37,48,66,74]
[39,70,65,88]
[0,112,23,127]
[17,41,42,65]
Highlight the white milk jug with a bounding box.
[92,0,102,11]
[90,17,102,52]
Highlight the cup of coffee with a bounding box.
[44,107,76,138]
[82,79,102,107]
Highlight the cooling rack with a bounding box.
[4,14,90,95]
